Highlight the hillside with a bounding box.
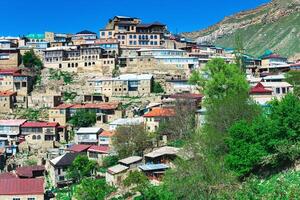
[182,0,300,58]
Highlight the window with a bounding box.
[32,135,36,140]
[13,198,21,200]
[282,87,286,94]
[89,152,98,158]
[37,135,41,140]
[28,198,35,200]
[101,32,105,36]
[276,87,280,94]
[108,31,112,36]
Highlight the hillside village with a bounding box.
[0,15,300,200]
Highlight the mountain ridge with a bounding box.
[182,0,300,58]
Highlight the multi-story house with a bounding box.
[20,121,63,152]
[94,38,120,56]
[48,152,78,187]
[100,16,167,50]
[72,30,97,45]
[87,74,153,97]
[44,32,72,47]
[48,102,123,126]
[0,119,26,155]
[143,107,175,132]
[98,130,114,147]
[0,68,33,108]
[0,46,20,68]
[75,127,102,145]
[0,91,16,113]
[119,49,199,79]
[43,45,115,74]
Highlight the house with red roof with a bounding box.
[143,107,175,132]
[250,82,274,105]
[15,165,45,179]
[87,145,110,165]
[66,144,91,154]
[48,102,123,126]
[0,68,33,97]
[0,119,26,155]
[99,130,115,147]
[0,178,44,200]
[20,121,65,153]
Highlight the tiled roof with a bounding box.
[0,178,44,195]
[54,102,119,110]
[107,164,128,175]
[67,144,91,153]
[16,165,45,178]
[0,119,26,126]
[21,121,58,128]
[263,54,286,59]
[145,146,180,158]
[119,156,142,165]
[50,153,78,167]
[169,93,204,100]
[0,172,17,180]
[0,68,20,75]
[99,130,114,137]
[143,107,175,118]
[88,145,109,153]
[76,30,96,35]
[250,82,273,94]
[0,91,17,96]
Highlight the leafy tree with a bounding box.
[112,66,121,77]
[234,33,245,71]
[74,178,115,200]
[102,155,119,168]
[285,70,300,97]
[152,81,165,93]
[67,155,97,183]
[63,91,77,102]
[189,58,249,104]
[49,69,73,84]
[23,49,43,71]
[68,110,96,127]
[123,171,149,194]
[112,125,152,158]
[156,99,196,141]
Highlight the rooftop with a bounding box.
[250,83,273,94]
[99,130,115,137]
[50,153,78,167]
[109,117,143,126]
[16,165,45,178]
[77,127,102,134]
[0,178,44,195]
[0,172,17,180]
[107,164,128,175]
[54,102,119,110]
[139,163,169,171]
[67,144,91,153]
[76,30,96,35]
[143,107,175,118]
[21,121,58,128]
[0,91,17,96]
[0,119,26,126]
[119,156,142,165]
[88,145,110,153]
[145,146,180,158]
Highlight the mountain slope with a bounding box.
[182,0,300,58]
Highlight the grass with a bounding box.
[214,12,300,58]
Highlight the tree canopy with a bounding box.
[22,49,43,71]
[68,110,96,127]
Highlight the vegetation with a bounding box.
[62,91,77,102]
[68,110,96,127]
[102,155,119,168]
[74,178,115,200]
[67,155,97,183]
[22,49,43,85]
[112,125,152,158]
[285,70,300,97]
[49,68,73,84]
[24,159,38,166]
[152,81,165,93]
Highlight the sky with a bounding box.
[0,0,270,36]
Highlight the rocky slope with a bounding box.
[182,0,300,58]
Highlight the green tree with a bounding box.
[234,33,245,71]
[63,91,77,102]
[123,171,149,194]
[285,70,300,97]
[152,81,165,93]
[102,155,119,168]
[67,155,97,183]
[74,178,115,200]
[23,49,43,71]
[112,125,152,158]
[68,110,96,127]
